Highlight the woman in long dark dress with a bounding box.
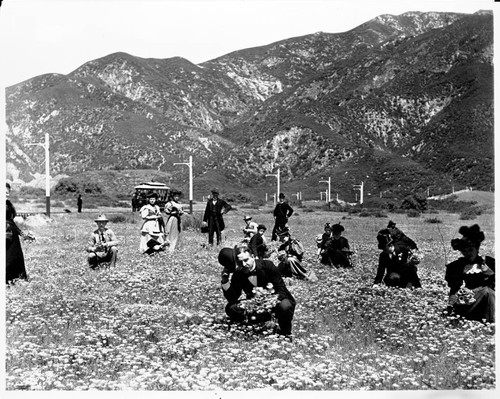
[6,183,27,284]
[445,224,495,323]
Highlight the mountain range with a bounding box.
[5,10,493,202]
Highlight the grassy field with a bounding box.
[4,206,496,391]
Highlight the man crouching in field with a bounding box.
[86,214,119,269]
[221,243,296,337]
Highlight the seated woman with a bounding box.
[277,228,317,281]
[323,223,353,268]
[445,224,495,323]
[373,229,421,289]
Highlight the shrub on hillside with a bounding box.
[427,196,477,214]
[55,177,102,195]
[425,217,442,224]
[401,194,427,211]
[17,186,46,197]
[459,207,482,220]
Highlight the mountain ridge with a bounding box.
[5,10,493,200]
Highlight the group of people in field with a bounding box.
[215,192,495,338]
[5,183,495,338]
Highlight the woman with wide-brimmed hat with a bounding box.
[164,189,184,253]
[139,192,166,254]
[445,224,495,323]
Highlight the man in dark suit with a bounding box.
[221,243,296,336]
[271,193,294,241]
[203,188,232,246]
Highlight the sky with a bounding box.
[0,0,495,88]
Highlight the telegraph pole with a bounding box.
[173,155,193,214]
[27,132,50,217]
[353,181,364,205]
[265,168,280,202]
[319,177,331,203]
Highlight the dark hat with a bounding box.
[278,193,285,198]
[387,220,396,228]
[211,188,220,195]
[324,223,331,230]
[218,246,237,273]
[147,192,159,198]
[451,224,485,251]
[331,223,344,234]
[170,189,182,197]
[243,215,252,221]
[6,182,11,190]
[377,231,393,249]
[257,224,267,231]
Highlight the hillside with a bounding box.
[5,10,493,200]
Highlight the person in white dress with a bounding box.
[164,190,184,253]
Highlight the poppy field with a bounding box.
[4,207,496,391]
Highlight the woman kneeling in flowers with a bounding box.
[221,243,296,336]
[373,229,422,289]
[445,224,495,323]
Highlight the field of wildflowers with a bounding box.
[4,208,496,391]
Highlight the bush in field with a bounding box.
[407,209,421,218]
[181,212,204,231]
[425,217,442,224]
[362,197,397,211]
[401,194,427,211]
[108,214,137,224]
[55,177,102,194]
[459,208,482,220]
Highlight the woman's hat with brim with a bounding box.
[451,224,485,251]
[257,224,267,231]
[147,192,159,198]
[94,214,109,223]
[170,189,182,197]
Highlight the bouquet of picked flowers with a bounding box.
[455,286,476,305]
[239,283,280,316]
[408,250,424,266]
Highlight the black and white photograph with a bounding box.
[0,0,496,395]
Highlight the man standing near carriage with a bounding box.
[271,193,294,241]
[203,188,232,246]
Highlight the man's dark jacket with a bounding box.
[223,259,295,306]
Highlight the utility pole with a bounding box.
[265,168,280,203]
[173,155,193,214]
[319,177,331,203]
[353,181,364,205]
[27,132,50,217]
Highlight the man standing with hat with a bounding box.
[87,214,119,269]
[242,215,259,242]
[271,193,294,241]
[203,188,232,246]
